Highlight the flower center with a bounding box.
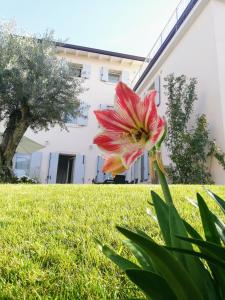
[132,128,149,144]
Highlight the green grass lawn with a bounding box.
[0,184,224,299]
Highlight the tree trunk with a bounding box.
[0,107,30,182]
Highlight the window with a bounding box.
[64,103,89,126]
[64,114,77,124]
[108,70,121,83]
[100,67,128,84]
[68,63,91,79]
[69,63,83,78]
[14,154,31,177]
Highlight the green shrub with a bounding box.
[164,74,213,184]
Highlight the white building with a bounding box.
[14,44,146,183]
[132,0,225,184]
[14,0,225,184]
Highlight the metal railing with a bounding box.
[131,0,194,87]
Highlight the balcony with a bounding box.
[131,0,199,90]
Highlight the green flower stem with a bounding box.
[153,160,173,204]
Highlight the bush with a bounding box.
[17,176,37,184]
[0,172,38,183]
[164,74,213,184]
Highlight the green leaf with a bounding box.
[135,229,153,241]
[176,236,225,262]
[95,239,139,271]
[165,246,225,269]
[205,189,225,213]
[184,209,225,245]
[124,240,155,272]
[153,160,173,204]
[197,193,221,245]
[116,226,203,300]
[177,236,225,298]
[126,269,177,300]
[183,220,203,240]
[169,204,192,263]
[169,204,216,300]
[151,191,171,246]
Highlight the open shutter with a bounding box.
[29,152,42,181]
[73,154,85,183]
[141,151,149,182]
[121,71,129,84]
[47,153,59,183]
[134,159,139,182]
[154,76,161,106]
[81,64,91,79]
[100,66,108,81]
[143,151,149,181]
[77,105,89,126]
[96,156,105,183]
[130,164,135,183]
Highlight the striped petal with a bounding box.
[144,91,158,131]
[94,109,133,133]
[115,82,141,127]
[137,90,157,130]
[102,155,127,176]
[122,148,144,168]
[93,131,130,153]
[150,117,166,145]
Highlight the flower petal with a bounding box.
[93,132,123,153]
[143,91,158,131]
[150,117,166,144]
[102,155,127,176]
[94,109,133,132]
[115,82,141,127]
[122,148,144,168]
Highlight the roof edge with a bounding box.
[133,0,199,91]
[56,42,145,62]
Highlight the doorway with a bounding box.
[56,154,75,183]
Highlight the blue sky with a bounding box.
[1,0,179,56]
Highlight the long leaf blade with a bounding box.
[169,204,216,300]
[116,226,203,300]
[151,191,171,246]
[95,239,139,271]
[197,193,221,245]
[126,269,177,300]
[205,189,225,213]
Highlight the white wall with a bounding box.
[25,52,142,183]
[135,0,225,183]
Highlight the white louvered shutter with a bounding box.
[73,154,85,183]
[96,156,105,183]
[47,153,59,183]
[77,104,89,126]
[29,152,42,181]
[100,66,108,81]
[121,71,129,84]
[81,64,91,79]
[154,76,161,106]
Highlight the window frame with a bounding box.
[69,63,83,78]
[108,70,121,84]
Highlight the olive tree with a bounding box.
[0,26,82,180]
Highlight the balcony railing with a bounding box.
[131,0,197,88]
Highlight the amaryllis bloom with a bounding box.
[93,82,165,175]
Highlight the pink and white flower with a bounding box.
[93,82,165,175]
